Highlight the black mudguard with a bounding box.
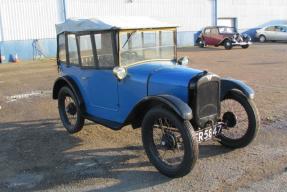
[141,95,192,120]
[221,78,255,100]
[52,76,86,113]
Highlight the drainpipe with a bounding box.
[214,0,217,26]
[62,0,67,21]
[0,7,5,63]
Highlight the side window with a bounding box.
[204,28,211,35]
[211,28,218,35]
[67,34,79,65]
[274,26,281,32]
[78,35,95,67]
[58,34,66,63]
[265,26,275,31]
[94,32,115,68]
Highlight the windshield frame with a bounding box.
[118,27,177,67]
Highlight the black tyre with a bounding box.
[241,44,249,49]
[58,86,85,134]
[259,35,266,43]
[198,38,205,48]
[142,107,198,178]
[218,90,260,148]
[224,40,233,50]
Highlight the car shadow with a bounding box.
[0,119,232,191]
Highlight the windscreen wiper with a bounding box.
[122,30,136,48]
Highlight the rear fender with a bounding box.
[221,78,255,100]
[52,76,86,113]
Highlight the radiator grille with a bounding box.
[197,81,219,118]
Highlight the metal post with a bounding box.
[0,7,5,62]
[62,0,67,21]
[214,0,217,26]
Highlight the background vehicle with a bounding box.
[53,17,260,178]
[197,26,252,50]
[256,25,287,42]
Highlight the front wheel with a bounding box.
[241,44,249,49]
[224,40,233,50]
[218,90,260,148]
[142,107,198,178]
[58,86,85,134]
[259,35,266,43]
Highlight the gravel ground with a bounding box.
[0,43,287,192]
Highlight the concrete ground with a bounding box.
[0,43,287,192]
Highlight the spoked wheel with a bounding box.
[58,87,84,133]
[218,90,260,148]
[142,107,198,178]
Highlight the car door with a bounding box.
[265,26,278,40]
[203,28,212,45]
[277,26,287,41]
[210,28,221,45]
[77,32,119,119]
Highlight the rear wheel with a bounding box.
[142,107,198,178]
[259,35,266,43]
[198,38,205,48]
[224,40,233,50]
[218,90,260,148]
[58,86,85,134]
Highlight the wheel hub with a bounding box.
[222,111,237,128]
[161,132,177,150]
[66,103,77,115]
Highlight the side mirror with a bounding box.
[113,66,127,80]
[178,56,189,66]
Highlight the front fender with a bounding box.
[218,37,232,45]
[155,95,193,120]
[221,78,255,100]
[128,94,192,128]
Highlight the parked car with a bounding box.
[53,17,260,178]
[197,26,252,50]
[255,25,287,42]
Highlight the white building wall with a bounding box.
[0,0,61,41]
[65,0,214,46]
[66,0,213,31]
[218,0,287,31]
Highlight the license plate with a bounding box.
[195,127,213,143]
[195,123,223,143]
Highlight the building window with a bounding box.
[67,34,79,65]
[94,32,115,68]
[78,35,95,67]
[58,34,66,63]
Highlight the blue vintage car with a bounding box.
[53,17,259,178]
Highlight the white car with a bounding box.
[255,25,287,42]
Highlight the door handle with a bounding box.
[81,77,88,80]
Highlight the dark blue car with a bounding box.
[53,17,259,178]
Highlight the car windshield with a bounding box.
[119,29,176,66]
[218,27,236,34]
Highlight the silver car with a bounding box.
[256,25,287,42]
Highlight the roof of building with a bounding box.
[55,17,177,34]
